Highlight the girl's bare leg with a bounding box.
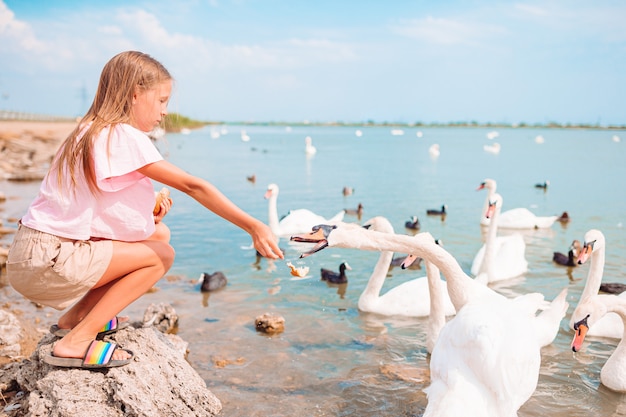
[52,224,175,360]
[56,223,171,329]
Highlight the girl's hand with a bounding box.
[153,188,173,223]
[251,223,284,259]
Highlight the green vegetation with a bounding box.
[163,113,208,132]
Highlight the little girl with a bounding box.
[6,51,283,369]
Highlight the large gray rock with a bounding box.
[5,326,221,417]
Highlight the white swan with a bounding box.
[569,229,626,339]
[471,193,528,283]
[291,223,568,417]
[357,217,456,318]
[483,142,501,154]
[264,184,345,238]
[304,136,316,155]
[428,144,440,158]
[572,296,626,392]
[477,178,558,229]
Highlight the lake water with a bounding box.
[1,124,626,416]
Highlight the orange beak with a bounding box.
[576,240,595,265]
[401,254,419,269]
[571,316,589,352]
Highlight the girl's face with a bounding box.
[130,80,172,132]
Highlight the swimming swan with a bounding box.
[357,216,455,318]
[572,294,626,392]
[264,183,345,238]
[477,178,558,229]
[569,229,626,339]
[291,223,568,417]
[471,193,528,283]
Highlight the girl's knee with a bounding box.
[151,223,171,243]
[159,243,175,270]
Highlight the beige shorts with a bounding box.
[7,224,113,310]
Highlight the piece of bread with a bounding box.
[153,187,172,215]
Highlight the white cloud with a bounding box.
[391,16,505,47]
[0,1,47,54]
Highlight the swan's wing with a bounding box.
[534,289,569,347]
[328,210,346,222]
[471,244,486,276]
[430,299,541,412]
[374,278,456,317]
[498,208,557,229]
[498,208,536,229]
[277,209,331,236]
[492,235,528,280]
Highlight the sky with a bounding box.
[1,0,625,126]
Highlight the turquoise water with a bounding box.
[2,125,626,416]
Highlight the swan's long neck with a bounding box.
[359,250,394,305]
[330,230,496,310]
[426,261,445,354]
[598,296,626,390]
[267,193,280,235]
[580,244,606,301]
[479,202,499,278]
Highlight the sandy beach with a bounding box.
[0,120,78,141]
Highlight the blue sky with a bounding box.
[1,0,624,125]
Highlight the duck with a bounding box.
[291,223,568,417]
[355,216,455,318]
[470,193,528,283]
[304,136,317,155]
[534,180,549,189]
[552,239,581,267]
[600,283,626,295]
[246,174,256,183]
[476,178,558,229]
[404,215,420,230]
[557,211,571,223]
[426,205,447,216]
[344,203,363,219]
[321,262,351,284]
[569,229,626,339]
[571,279,626,391]
[264,183,345,238]
[199,271,227,292]
[342,186,354,196]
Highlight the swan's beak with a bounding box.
[263,190,272,199]
[476,182,486,191]
[291,224,336,258]
[486,200,497,219]
[401,254,419,269]
[576,240,595,265]
[571,315,590,352]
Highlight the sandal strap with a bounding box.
[83,340,117,366]
[99,317,118,333]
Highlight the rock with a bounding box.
[142,302,179,334]
[254,312,285,335]
[2,326,221,417]
[0,310,23,358]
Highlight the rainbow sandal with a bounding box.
[49,317,129,338]
[44,339,133,369]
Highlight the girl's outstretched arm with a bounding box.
[139,160,283,259]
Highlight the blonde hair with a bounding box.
[53,51,172,195]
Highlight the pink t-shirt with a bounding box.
[21,123,164,241]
